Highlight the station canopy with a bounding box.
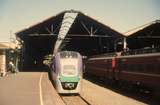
[16,10,124,70]
[127,20,160,50]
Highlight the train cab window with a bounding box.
[63,65,76,71]
[60,51,78,58]
[62,65,76,75]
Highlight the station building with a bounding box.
[16,10,124,70]
[0,42,18,76]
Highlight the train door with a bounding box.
[112,57,117,81]
[104,59,109,79]
[108,59,112,80]
[108,57,116,80]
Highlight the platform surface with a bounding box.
[0,72,65,105]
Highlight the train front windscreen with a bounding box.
[60,51,78,58]
[59,51,79,76]
[62,65,77,75]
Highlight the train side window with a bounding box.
[146,64,149,73]
[154,63,158,74]
[127,64,130,71]
[131,64,135,72]
[138,64,143,73]
[130,64,134,71]
[151,64,155,73]
[139,64,143,72]
[53,64,56,73]
[136,64,139,72]
[143,64,148,72]
[126,63,130,71]
[52,59,56,73]
[124,63,128,71]
[122,61,127,70]
[154,64,159,74]
[147,64,153,74]
[152,64,155,74]
[118,61,122,70]
[132,64,137,72]
[156,64,160,74]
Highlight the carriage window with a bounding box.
[156,64,160,74]
[124,64,128,71]
[138,64,142,73]
[120,60,125,70]
[52,63,56,73]
[146,64,153,74]
[129,64,132,71]
[51,59,56,73]
[132,64,136,72]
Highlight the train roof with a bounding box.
[88,52,160,61]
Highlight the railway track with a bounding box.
[61,95,91,105]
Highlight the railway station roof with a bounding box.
[16,10,124,56]
[127,20,160,50]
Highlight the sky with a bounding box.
[0,0,160,42]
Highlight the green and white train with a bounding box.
[51,51,83,94]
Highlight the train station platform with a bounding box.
[0,72,65,105]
